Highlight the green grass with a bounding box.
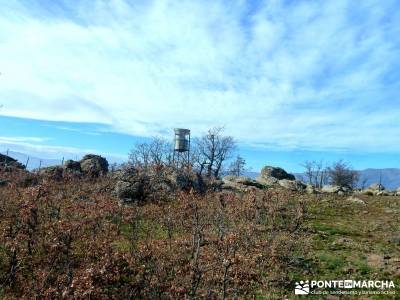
[285,195,400,299]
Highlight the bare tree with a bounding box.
[129,137,173,169]
[193,127,236,178]
[301,160,329,188]
[301,161,314,184]
[360,176,368,190]
[228,155,246,177]
[328,160,359,189]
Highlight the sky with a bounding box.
[0,0,399,172]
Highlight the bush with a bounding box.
[328,160,359,189]
[0,171,307,299]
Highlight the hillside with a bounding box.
[0,167,399,299]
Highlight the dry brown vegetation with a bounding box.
[0,169,308,299]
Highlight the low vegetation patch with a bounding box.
[0,170,399,299]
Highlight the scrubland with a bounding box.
[0,170,399,299]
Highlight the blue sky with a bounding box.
[0,0,400,172]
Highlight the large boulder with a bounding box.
[362,183,387,196]
[64,159,81,173]
[113,166,202,203]
[113,166,148,202]
[278,179,306,191]
[260,166,295,181]
[222,176,264,191]
[168,171,202,191]
[305,184,319,194]
[347,196,366,205]
[375,190,390,196]
[115,180,144,201]
[37,166,64,180]
[80,154,108,177]
[256,166,297,189]
[321,185,350,194]
[0,154,25,170]
[255,176,279,187]
[368,183,385,191]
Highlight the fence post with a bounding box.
[5,149,9,166]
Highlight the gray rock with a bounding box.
[255,176,279,186]
[168,171,202,191]
[376,190,390,196]
[278,179,306,191]
[321,185,342,193]
[37,166,64,180]
[64,159,81,173]
[208,179,224,191]
[80,154,108,177]
[361,189,374,196]
[113,166,203,202]
[368,183,385,191]
[114,180,143,201]
[347,196,366,205]
[113,166,149,202]
[222,175,264,191]
[0,154,25,169]
[260,166,295,180]
[306,184,319,194]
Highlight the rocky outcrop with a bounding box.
[278,179,306,191]
[255,176,278,187]
[368,183,385,191]
[305,184,320,194]
[256,166,296,189]
[114,167,148,201]
[254,166,309,192]
[0,154,25,170]
[168,171,203,192]
[321,185,350,195]
[37,166,64,181]
[260,166,295,181]
[222,176,264,191]
[64,159,81,173]
[113,166,204,203]
[80,155,108,177]
[375,190,390,196]
[346,196,366,205]
[362,183,388,196]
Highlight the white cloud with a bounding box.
[0,136,126,162]
[0,0,399,151]
[0,136,48,143]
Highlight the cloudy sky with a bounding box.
[0,0,399,171]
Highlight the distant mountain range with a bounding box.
[355,168,400,191]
